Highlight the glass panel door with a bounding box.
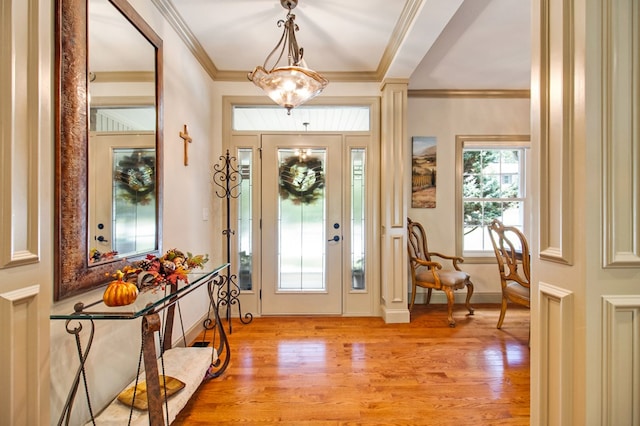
[261,134,343,314]
[88,132,155,263]
[278,148,327,291]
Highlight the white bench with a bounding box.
[88,347,216,425]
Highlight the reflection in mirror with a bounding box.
[88,0,157,264]
[111,147,156,252]
[89,134,156,263]
[54,0,163,300]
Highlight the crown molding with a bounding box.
[214,69,382,83]
[151,0,219,80]
[408,89,531,98]
[322,71,381,83]
[151,0,530,93]
[376,0,425,80]
[90,96,155,106]
[152,0,421,84]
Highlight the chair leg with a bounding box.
[464,281,474,315]
[426,288,432,305]
[444,287,456,327]
[409,281,417,311]
[497,296,508,329]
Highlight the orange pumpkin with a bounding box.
[103,272,139,307]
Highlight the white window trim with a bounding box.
[455,135,531,263]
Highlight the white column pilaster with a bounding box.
[379,80,410,323]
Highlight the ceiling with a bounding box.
[149,0,531,91]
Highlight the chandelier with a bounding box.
[247,0,329,114]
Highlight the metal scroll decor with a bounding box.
[210,150,253,333]
[279,155,325,205]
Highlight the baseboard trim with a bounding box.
[180,294,502,331]
[381,305,411,323]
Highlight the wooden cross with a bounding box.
[179,124,192,166]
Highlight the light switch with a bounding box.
[202,207,209,221]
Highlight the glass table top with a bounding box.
[51,263,229,320]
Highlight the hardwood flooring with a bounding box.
[174,304,530,425]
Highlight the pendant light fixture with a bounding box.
[248,0,329,114]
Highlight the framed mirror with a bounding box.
[54,0,163,300]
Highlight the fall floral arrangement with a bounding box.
[89,248,118,264]
[123,248,209,291]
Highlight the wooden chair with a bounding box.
[407,217,474,327]
[487,219,531,329]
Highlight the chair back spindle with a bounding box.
[487,219,531,330]
[407,218,431,264]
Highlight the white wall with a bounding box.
[49,0,221,423]
[406,96,531,299]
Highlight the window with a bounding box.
[232,105,370,131]
[456,135,530,259]
[90,106,155,132]
[350,148,366,290]
[237,149,253,290]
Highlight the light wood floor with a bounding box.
[174,303,530,425]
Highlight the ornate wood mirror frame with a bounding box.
[54,0,163,300]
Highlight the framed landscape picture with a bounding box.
[411,136,437,208]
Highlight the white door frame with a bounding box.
[223,96,381,318]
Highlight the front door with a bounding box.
[261,134,343,314]
[89,132,156,261]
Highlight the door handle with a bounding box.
[96,235,109,242]
[328,235,340,242]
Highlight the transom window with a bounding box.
[232,105,370,131]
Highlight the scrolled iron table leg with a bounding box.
[57,319,95,426]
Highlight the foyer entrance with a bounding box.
[226,101,379,317]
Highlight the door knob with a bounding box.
[96,235,109,242]
[328,235,340,242]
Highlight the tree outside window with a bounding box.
[462,148,525,253]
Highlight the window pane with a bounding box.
[112,148,156,255]
[464,225,486,251]
[91,106,155,132]
[463,150,483,174]
[502,201,524,227]
[464,201,483,226]
[233,105,370,131]
[278,149,326,291]
[483,201,503,225]
[351,149,366,290]
[500,150,521,198]
[462,173,481,198]
[481,174,501,198]
[237,149,253,291]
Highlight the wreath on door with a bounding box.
[114,150,156,204]
[279,155,325,205]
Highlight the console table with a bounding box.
[51,264,229,426]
